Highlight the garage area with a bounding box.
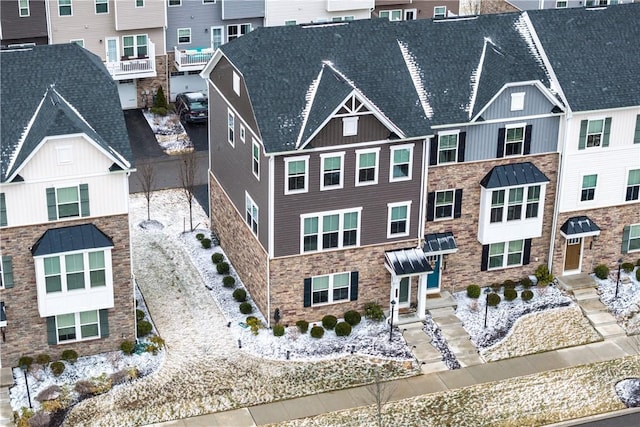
[118,80,138,109]
[169,71,207,102]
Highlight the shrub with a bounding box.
[335,321,352,337]
[120,341,135,355]
[310,325,325,339]
[35,384,62,403]
[137,320,153,337]
[594,264,609,280]
[296,320,309,334]
[487,292,501,307]
[503,279,516,289]
[344,310,362,326]
[273,324,285,337]
[239,302,253,314]
[521,276,533,288]
[622,262,635,273]
[216,262,230,275]
[153,85,167,109]
[490,282,502,292]
[504,288,518,301]
[322,315,338,330]
[637,259,640,267]
[637,268,640,282]
[466,284,481,299]
[521,289,534,301]
[222,275,236,288]
[18,356,33,369]
[200,238,212,249]
[74,380,95,397]
[364,302,385,322]
[195,233,204,241]
[50,361,65,377]
[136,309,145,322]
[25,411,49,427]
[109,369,131,386]
[535,264,553,285]
[246,317,262,335]
[149,106,167,116]
[232,288,247,302]
[35,354,51,366]
[61,349,78,363]
[211,252,224,264]
[150,335,165,348]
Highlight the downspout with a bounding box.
[418,137,429,248]
[266,155,275,328]
[45,0,52,44]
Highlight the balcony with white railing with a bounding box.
[104,40,157,81]
[174,46,214,72]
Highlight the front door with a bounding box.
[426,255,440,290]
[398,277,410,308]
[564,238,582,272]
[106,38,118,63]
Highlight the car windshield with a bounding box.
[190,101,207,109]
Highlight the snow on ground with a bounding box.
[594,266,640,334]
[142,111,193,154]
[616,378,640,408]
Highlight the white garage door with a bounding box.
[170,73,207,102]
[118,80,138,110]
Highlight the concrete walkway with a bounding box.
[0,368,13,426]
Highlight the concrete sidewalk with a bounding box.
[146,335,639,427]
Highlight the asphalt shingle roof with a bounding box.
[31,224,114,257]
[0,44,133,182]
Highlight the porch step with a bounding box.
[578,298,609,315]
[556,273,596,293]
[425,291,458,311]
[573,288,600,301]
[586,311,618,326]
[595,323,627,339]
[428,306,456,318]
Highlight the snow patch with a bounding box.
[397,40,433,120]
[467,37,491,119]
[295,65,324,148]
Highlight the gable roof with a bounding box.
[0,43,133,182]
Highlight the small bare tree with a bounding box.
[137,162,155,221]
[179,149,197,231]
[365,369,397,427]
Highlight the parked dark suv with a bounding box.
[175,92,208,123]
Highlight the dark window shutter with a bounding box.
[480,245,489,271]
[634,115,640,144]
[2,256,13,288]
[457,132,466,163]
[429,138,438,166]
[496,128,505,158]
[80,184,90,217]
[46,188,57,221]
[46,317,57,345]
[523,239,532,265]
[523,125,532,155]
[303,277,312,307]
[622,225,630,254]
[454,189,463,219]
[99,309,109,338]
[350,271,359,301]
[426,192,435,222]
[578,120,588,150]
[602,117,612,147]
[0,193,6,227]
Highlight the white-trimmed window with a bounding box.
[342,117,358,136]
[240,124,245,142]
[56,310,100,342]
[438,132,458,164]
[390,144,413,182]
[379,10,402,21]
[490,185,540,223]
[122,34,148,57]
[284,20,297,26]
[311,272,351,305]
[245,193,258,236]
[387,202,411,238]
[525,186,540,218]
[203,0,216,3]
[507,188,524,221]
[624,224,640,253]
[285,156,309,194]
[489,240,524,270]
[435,190,454,220]
[504,124,525,156]
[227,109,235,146]
[233,71,240,96]
[59,0,72,16]
[404,9,417,20]
[355,148,379,186]
[320,152,344,190]
[56,186,80,218]
[227,24,251,42]
[136,0,144,7]
[168,0,181,6]
[556,0,567,7]
[211,26,223,49]
[177,28,191,44]
[301,208,361,253]
[44,250,109,294]
[586,119,604,147]
[626,169,640,202]
[70,39,84,48]
[581,174,597,202]
[434,6,446,18]
[252,139,260,179]
[511,92,525,111]
[19,0,30,16]
[95,0,108,14]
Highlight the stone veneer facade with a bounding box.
[136,55,169,109]
[0,214,134,367]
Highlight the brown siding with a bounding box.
[308,115,392,148]
[0,0,48,45]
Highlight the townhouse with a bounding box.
[508,0,631,10]
[0,44,135,367]
[374,0,460,19]
[0,0,49,47]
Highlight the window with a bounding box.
[95,0,108,14]
[233,71,240,96]
[626,169,640,201]
[556,1,567,8]
[435,190,454,220]
[511,92,525,111]
[489,240,524,270]
[490,190,504,223]
[177,28,191,44]
[19,0,29,16]
[390,145,413,182]
[65,254,85,290]
[227,109,235,146]
[404,9,416,20]
[211,27,223,50]
[122,35,148,57]
[203,0,216,3]
[388,202,410,238]
[623,224,640,253]
[342,117,358,136]
[311,272,351,305]
[634,115,640,144]
[379,10,402,21]
[168,0,181,6]
[284,20,296,26]
[490,185,540,223]
[320,153,344,190]
[0,193,6,227]
[301,209,361,253]
[245,193,258,236]
[240,124,245,142]
[285,157,308,194]
[59,0,72,16]
[227,24,251,42]
[56,310,100,343]
[355,148,379,186]
[586,120,603,147]
[44,257,62,293]
[434,6,446,18]
[70,39,84,48]
[57,187,80,218]
[525,186,540,218]
[136,0,144,7]
[581,174,597,201]
[505,125,525,156]
[44,250,109,293]
[89,251,106,287]
[252,139,260,179]
[438,133,458,164]
[507,188,524,221]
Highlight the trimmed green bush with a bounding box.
[296,320,309,334]
[335,321,352,337]
[239,302,253,314]
[466,284,481,299]
[211,252,224,264]
[344,310,361,326]
[322,315,338,330]
[503,279,516,289]
[310,325,325,339]
[137,320,153,337]
[61,349,78,363]
[504,288,517,301]
[273,324,285,337]
[195,233,204,241]
[594,264,609,280]
[622,262,635,273]
[232,288,247,302]
[216,262,230,275]
[521,289,534,301]
[487,292,501,307]
[490,282,502,292]
[535,264,553,285]
[521,276,533,288]
[50,361,65,377]
[637,268,640,282]
[636,259,640,267]
[18,356,33,369]
[136,309,145,322]
[364,302,385,322]
[246,316,262,335]
[200,238,212,249]
[120,341,135,355]
[35,354,51,366]
[222,275,236,288]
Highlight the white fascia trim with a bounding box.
[559,230,601,239]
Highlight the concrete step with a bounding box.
[573,288,600,301]
[425,291,458,310]
[420,360,449,374]
[428,306,456,318]
[586,311,618,326]
[595,323,627,339]
[412,343,444,364]
[578,298,609,314]
[402,328,431,348]
[430,313,460,326]
[438,324,469,340]
[457,353,484,368]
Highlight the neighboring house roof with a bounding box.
[560,216,601,238]
[527,4,640,112]
[480,162,550,188]
[0,43,133,182]
[423,232,458,254]
[31,224,114,257]
[385,247,433,276]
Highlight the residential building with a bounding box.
[264,0,373,26]
[506,0,631,11]
[374,1,459,19]
[0,43,135,368]
[0,0,49,47]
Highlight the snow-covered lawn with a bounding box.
[142,111,192,154]
[594,266,640,334]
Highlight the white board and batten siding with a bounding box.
[264,0,371,26]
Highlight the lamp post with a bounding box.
[389,300,396,342]
[20,364,31,409]
[615,258,623,298]
[483,287,491,329]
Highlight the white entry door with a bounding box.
[106,37,118,63]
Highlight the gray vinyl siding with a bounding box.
[273,140,424,258]
[481,85,558,121]
[0,0,48,46]
[508,0,584,9]
[308,115,392,148]
[167,1,221,49]
[222,0,264,20]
